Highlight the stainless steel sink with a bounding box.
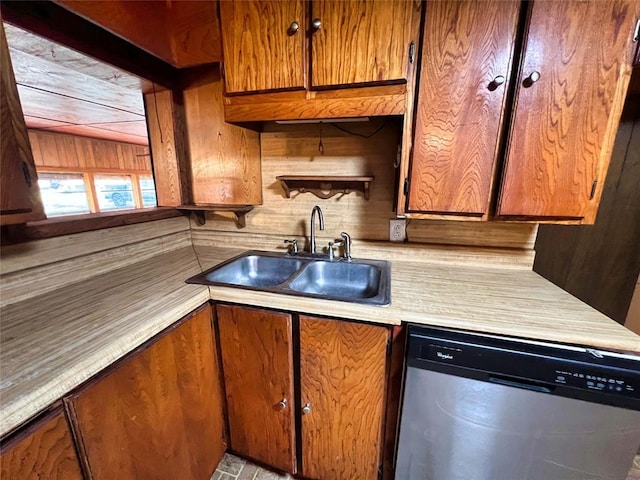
[202,255,303,287]
[288,261,382,299]
[186,250,391,306]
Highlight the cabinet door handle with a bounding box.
[278,398,288,410]
[302,402,311,414]
[21,161,32,187]
[633,18,639,42]
[523,71,541,88]
[312,18,322,31]
[288,21,299,36]
[488,75,506,91]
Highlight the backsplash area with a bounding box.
[191,121,537,251]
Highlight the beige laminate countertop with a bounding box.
[1,244,638,437]
[0,247,209,437]
[195,246,640,353]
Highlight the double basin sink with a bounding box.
[186,250,391,306]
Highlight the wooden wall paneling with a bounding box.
[58,0,222,68]
[498,0,637,221]
[193,120,397,240]
[216,305,296,473]
[144,88,191,207]
[65,305,226,480]
[182,66,262,205]
[311,0,421,88]
[625,274,640,333]
[1,0,178,90]
[16,85,144,125]
[3,23,152,93]
[0,407,83,480]
[219,0,306,94]
[56,0,173,64]
[299,316,389,480]
[168,1,223,67]
[28,130,152,173]
[8,46,145,115]
[0,20,45,224]
[534,94,640,324]
[407,0,520,216]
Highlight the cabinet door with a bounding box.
[407,0,520,216]
[311,0,422,88]
[299,316,389,480]
[217,305,296,473]
[0,409,83,480]
[497,0,638,222]
[220,0,306,94]
[66,305,226,479]
[0,21,45,225]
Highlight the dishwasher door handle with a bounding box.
[489,375,553,393]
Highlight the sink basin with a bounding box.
[187,250,390,306]
[288,261,381,299]
[203,255,303,287]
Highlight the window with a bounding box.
[140,175,158,208]
[94,174,136,211]
[38,173,91,216]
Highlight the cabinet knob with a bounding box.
[278,398,288,410]
[523,71,540,88]
[288,21,299,36]
[312,18,322,31]
[488,75,506,91]
[302,402,311,414]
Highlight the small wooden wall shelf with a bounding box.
[177,205,254,227]
[276,176,374,200]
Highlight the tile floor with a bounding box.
[211,453,292,480]
[213,453,640,480]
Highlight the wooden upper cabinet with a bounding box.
[311,0,422,88]
[0,409,83,480]
[407,0,520,216]
[182,66,262,205]
[65,305,226,480]
[497,0,638,222]
[0,20,45,225]
[220,0,306,94]
[299,316,389,480]
[216,305,296,474]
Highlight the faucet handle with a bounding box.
[327,240,343,260]
[283,239,298,254]
[340,232,352,261]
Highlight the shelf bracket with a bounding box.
[178,205,254,228]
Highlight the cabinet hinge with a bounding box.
[408,41,415,64]
[403,178,409,196]
[589,180,598,200]
[378,465,384,480]
[386,335,393,357]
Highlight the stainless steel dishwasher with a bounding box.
[395,325,640,480]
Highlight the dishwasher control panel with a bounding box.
[554,369,636,394]
[407,325,640,409]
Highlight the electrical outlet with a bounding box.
[389,219,406,242]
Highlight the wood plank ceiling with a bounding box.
[4,22,150,146]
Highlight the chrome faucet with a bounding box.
[340,232,352,261]
[310,206,324,254]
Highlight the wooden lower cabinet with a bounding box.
[65,304,226,480]
[299,315,390,480]
[0,408,83,480]
[216,304,296,473]
[216,304,390,480]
